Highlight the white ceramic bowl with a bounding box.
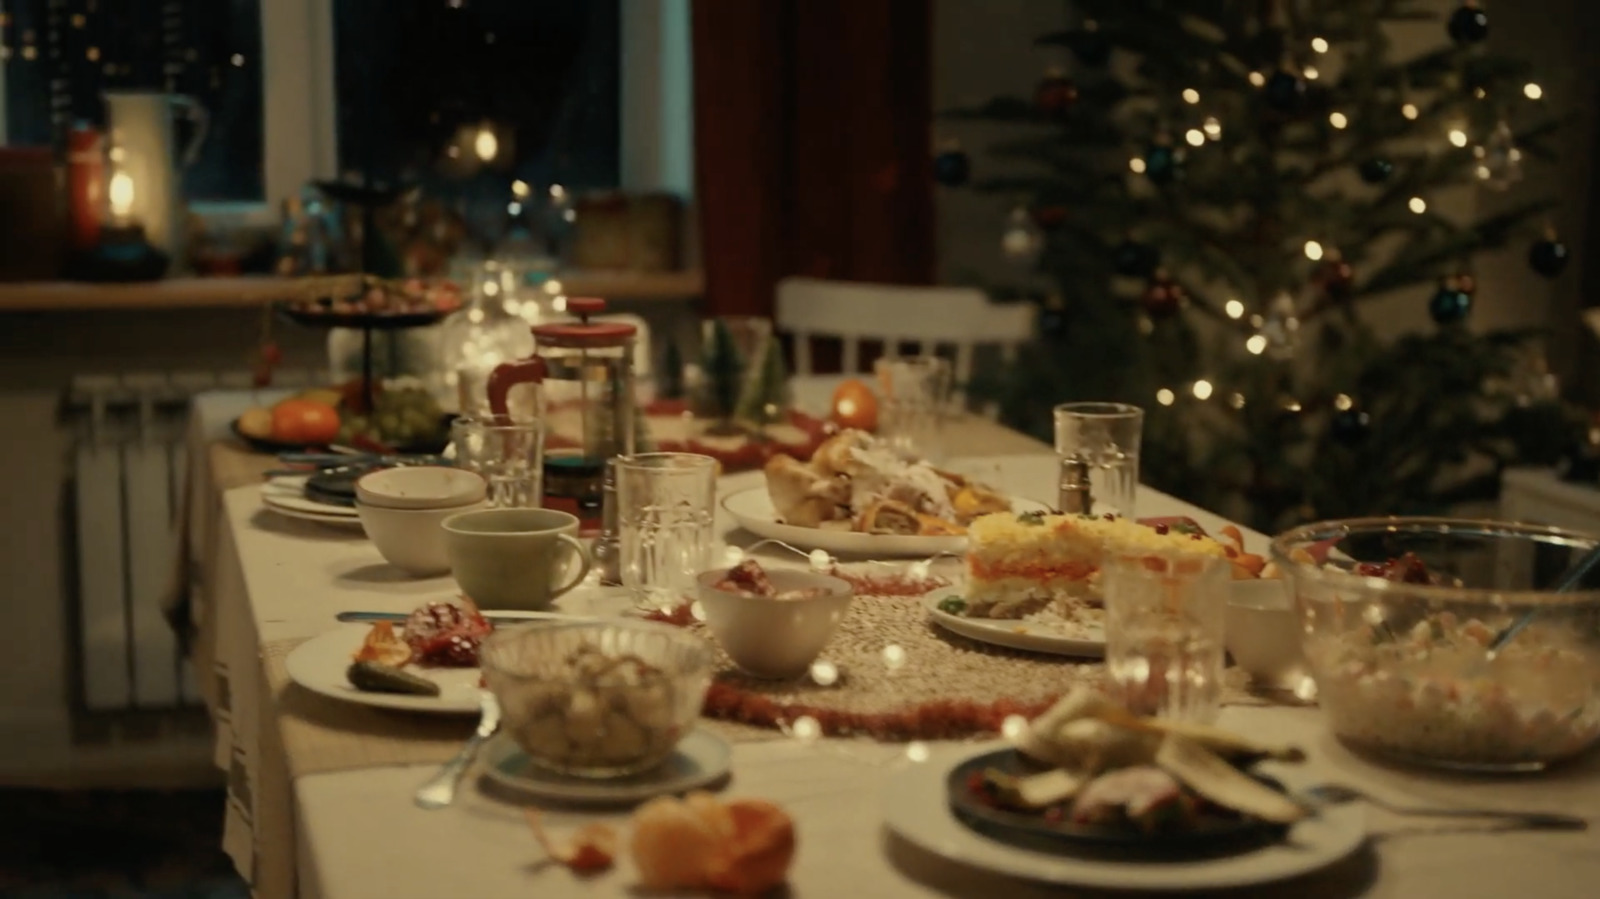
[1225,577,1308,691]
[695,568,853,680]
[355,465,487,510]
[356,498,487,576]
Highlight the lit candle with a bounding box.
[108,170,135,226]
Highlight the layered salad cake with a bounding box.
[962,511,1233,621]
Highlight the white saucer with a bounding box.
[922,592,1105,658]
[262,475,360,517]
[480,730,732,804]
[882,742,1366,891]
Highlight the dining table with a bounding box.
[179,389,1600,899]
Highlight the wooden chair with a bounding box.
[774,277,1035,411]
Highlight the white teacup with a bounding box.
[442,508,592,610]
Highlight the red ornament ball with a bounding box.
[1142,273,1186,318]
[1034,71,1080,118]
[1315,259,1355,300]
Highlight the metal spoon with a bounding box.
[1302,783,1587,831]
[1486,541,1600,653]
[414,691,501,810]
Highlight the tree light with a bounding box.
[1304,240,1324,261]
[1328,111,1348,129]
[1310,37,1329,54]
[1156,388,1176,406]
[1225,299,1245,319]
[1401,103,1419,120]
[507,201,522,216]
[1248,71,1265,87]
[1408,196,1427,214]
[1524,82,1543,100]
[1185,129,1205,147]
[1182,88,1200,104]
[1202,116,1222,139]
[1229,392,1247,409]
[231,53,245,67]
[1303,65,1320,80]
[1192,379,1214,400]
[474,127,498,161]
[108,172,135,220]
[1129,157,1147,174]
[1334,393,1354,411]
[1246,335,1268,355]
[511,179,531,198]
[1448,128,1468,148]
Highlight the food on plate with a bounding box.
[762,429,1010,536]
[525,808,617,872]
[829,377,879,431]
[959,511,1231,623]
[269,398,341,445]
[499,643,683,770]
[712,559,829,601]
[347,598,494,695]
[401,597,493,666]
[237,406,274,440]
[344,660,441,696]
[631,792,796,894]
[1305,609,1600,767]
[961,687,1306,837]
[287,277,463,318]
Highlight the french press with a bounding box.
[486,297,637,534]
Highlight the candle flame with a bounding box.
[108,172,135,218]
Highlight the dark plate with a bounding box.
[304,468,360,507]
[230,415,454,457]
[946,750,1290,858]
[277,305,452,330]
[230,418,323,454]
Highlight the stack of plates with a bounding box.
[260,475,364,527]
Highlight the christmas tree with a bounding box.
[735,335,794,427]
[697,318,745,435]
[948,0,1576,531]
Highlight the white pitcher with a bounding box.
[102,91,208,270]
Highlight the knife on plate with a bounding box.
[335,610,595,626]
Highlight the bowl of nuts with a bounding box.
[479,619,714,778]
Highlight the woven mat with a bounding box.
[683,583,1260,742]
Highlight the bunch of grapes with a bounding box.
[339,385,443,449]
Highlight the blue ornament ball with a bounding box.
[933,149,971,186]
[1263,70,1307,113]
[1528,238,1570,278]
[1448,4,1489,44]
[1358,158,1393,184]
[1429,284,1473,325]
[1330,408,1372,445]
[1143,145,1178,184]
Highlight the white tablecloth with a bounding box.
[195,408,1600,899]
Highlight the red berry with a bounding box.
[1153,523,1170,535]
[252,365,272,387]
[260,342,283,365]
[1102,513,1117,521]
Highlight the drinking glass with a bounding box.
[1103,552,1229,723]
[616,452,718,606]
[1053,402,1143,517]
[450,418,544,508]
[875,356,952,460]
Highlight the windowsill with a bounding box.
[0,270,705,312]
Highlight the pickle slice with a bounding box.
[347,661,441,696]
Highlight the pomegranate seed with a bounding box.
[1153,523,1170,535]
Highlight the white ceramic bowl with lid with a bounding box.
[355,465,487,510]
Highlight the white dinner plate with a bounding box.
[285,613,588,714]
[721,486,1049,558]
[480,730,732,804]
[882,743,1366,891]
[261,475,359,517]
[922,592,1105,658]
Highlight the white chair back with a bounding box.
[774,277,1035,405]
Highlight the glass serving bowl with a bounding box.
[479,619,714,778]
[1271,517,1600,773]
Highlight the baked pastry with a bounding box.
[764,454,845,528]
[855,498,922,535]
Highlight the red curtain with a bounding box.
[691,0,935,318]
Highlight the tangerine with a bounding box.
[829,378,879,431]
[271,399,341,445]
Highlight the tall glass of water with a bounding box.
[875,356,953,461]
[1103,552,1228,723]
[1053,402,1143,517]
[616,452,718,607]
[451,418,544,508]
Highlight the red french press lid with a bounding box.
[531,296,637,348]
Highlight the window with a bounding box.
[2,0,628,211]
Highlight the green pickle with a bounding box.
[346,660,441,696]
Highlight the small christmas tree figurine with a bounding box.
[699,318,744,435]
[660,341,687,400]
[735,335,791,427]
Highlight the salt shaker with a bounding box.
[592,458,623,585]
[1058,452,1093,515]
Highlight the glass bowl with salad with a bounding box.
[1271,517,1600,772]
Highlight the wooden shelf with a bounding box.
[0,269,704,313]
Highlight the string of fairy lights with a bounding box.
[1107,22,1556,421]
